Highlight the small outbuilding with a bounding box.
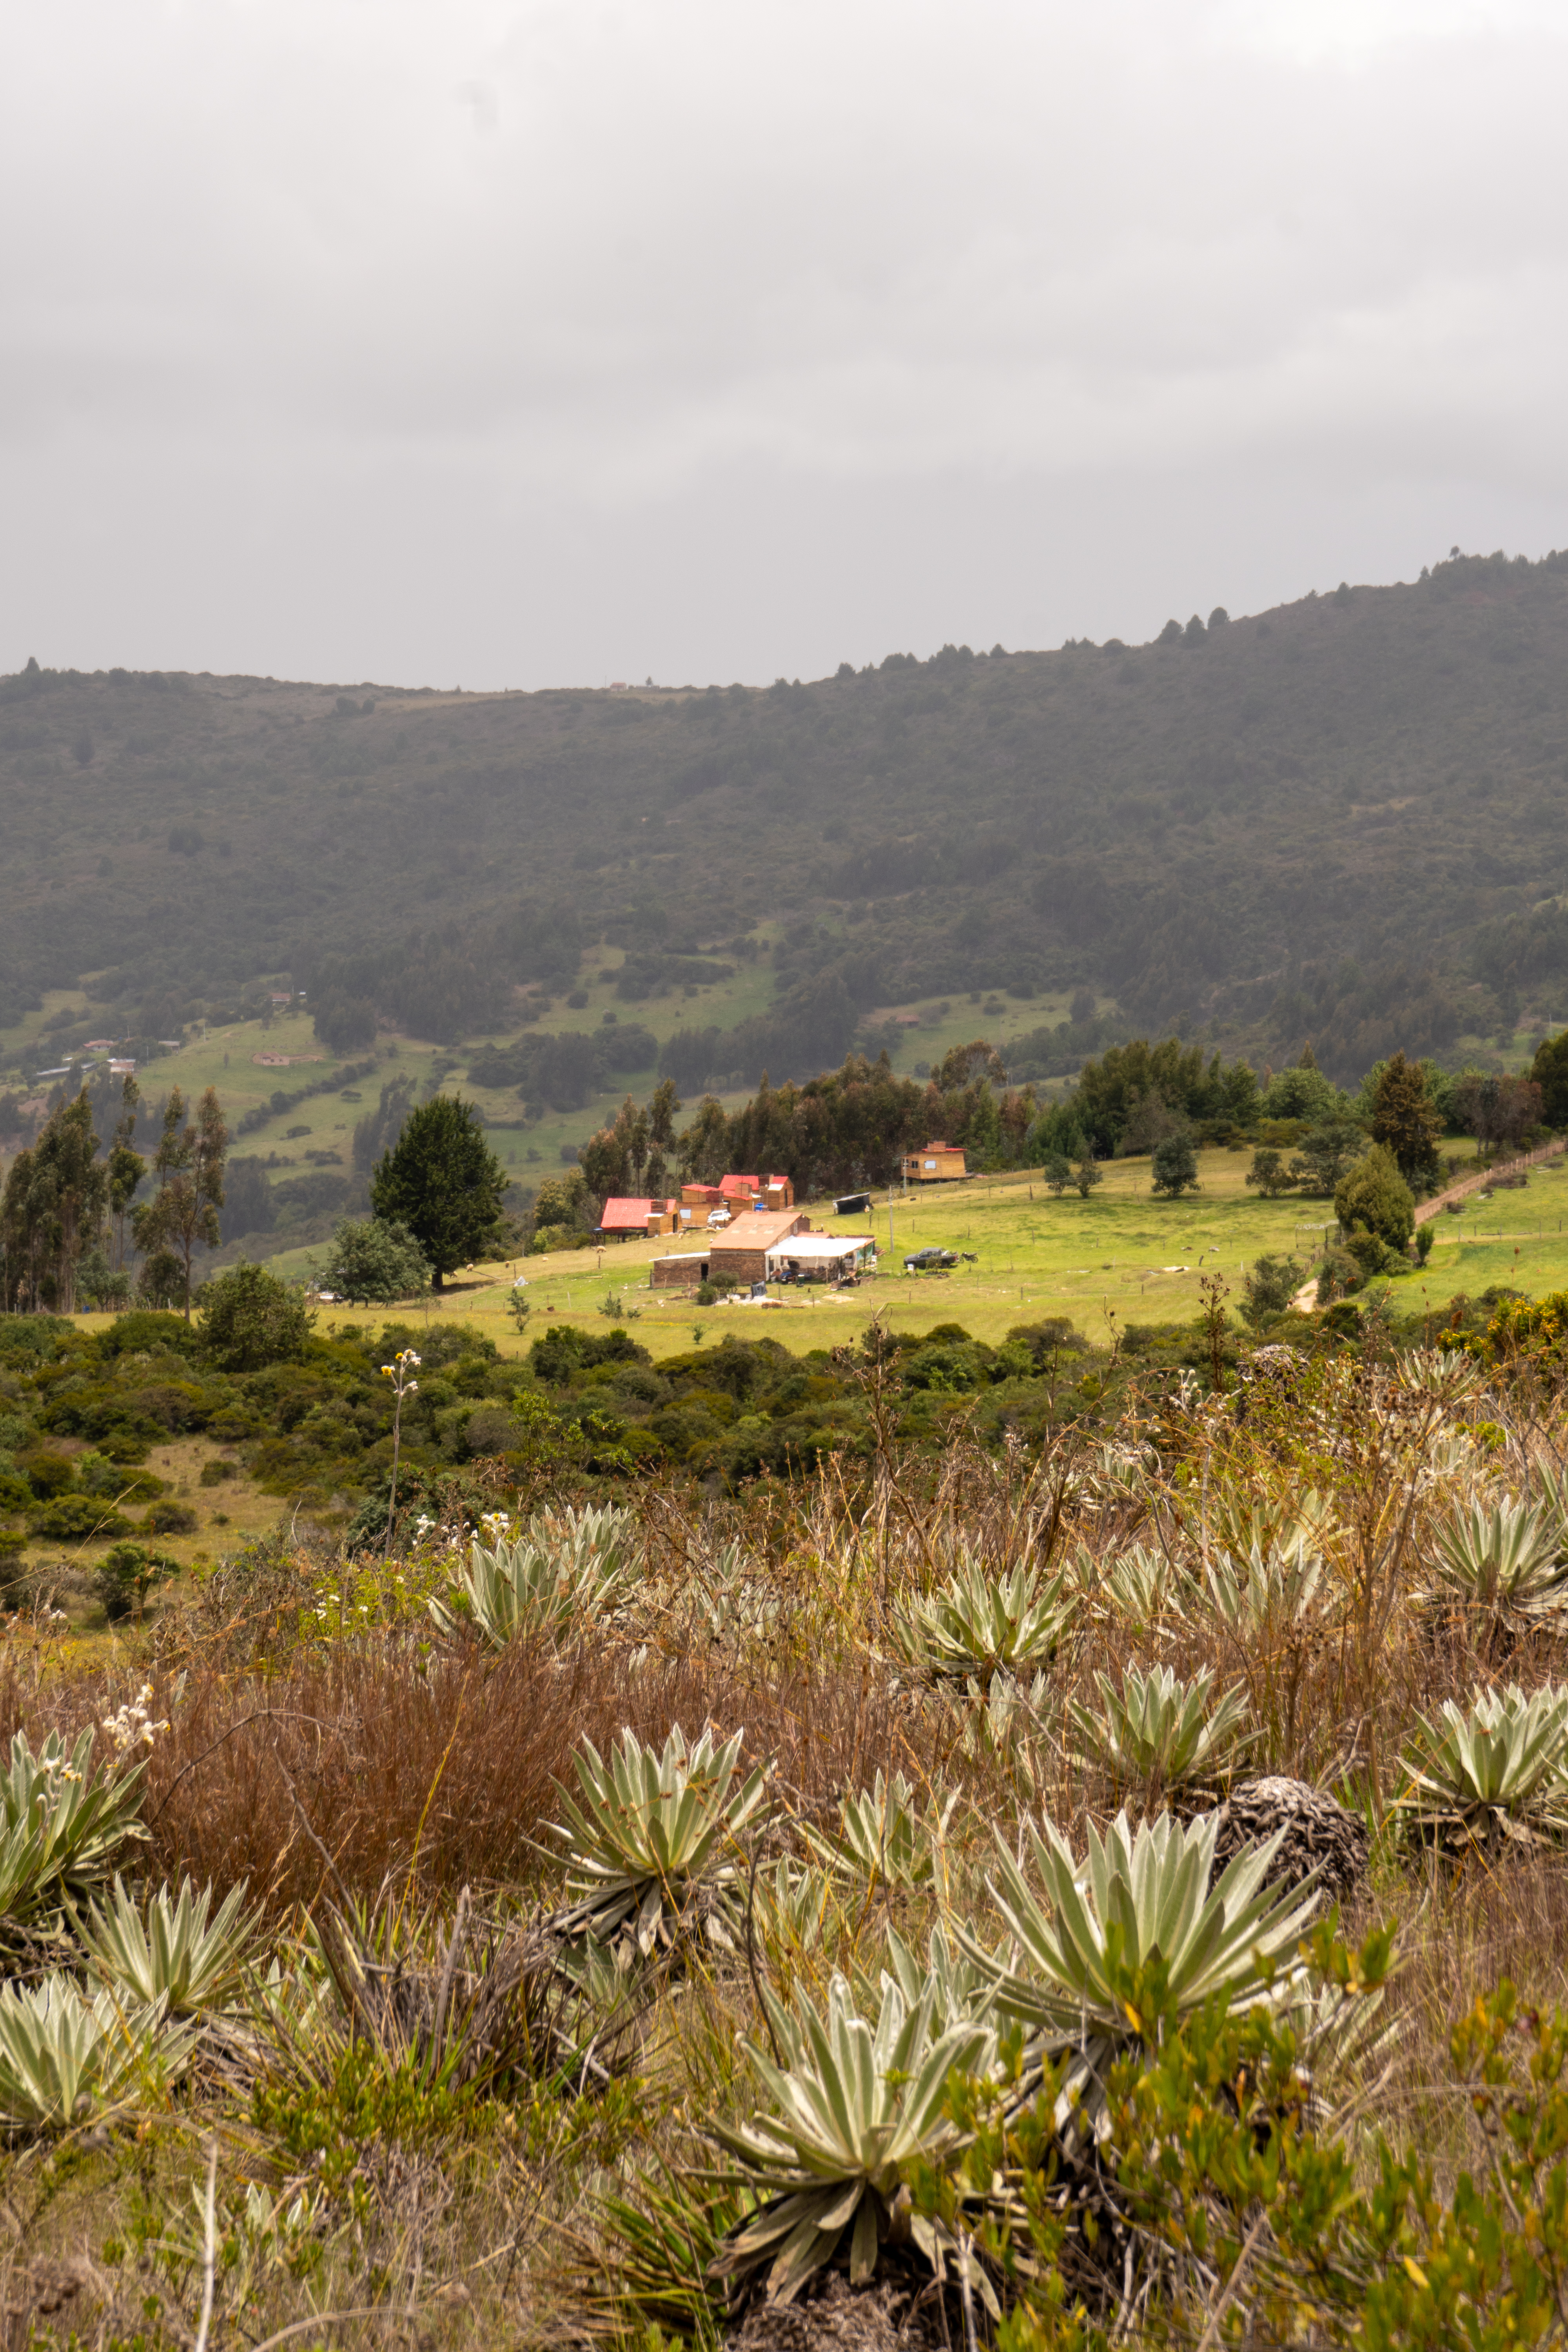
[599,1196,679,1240]
[900,1142,967,1185]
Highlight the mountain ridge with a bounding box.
[4,548,1568,1085]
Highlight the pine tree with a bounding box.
[1370,1051,1443,1190]
[369,1096,507,1288]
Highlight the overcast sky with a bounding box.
[4,0,1566,688]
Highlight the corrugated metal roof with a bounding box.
[599,1197,663,1229]
[708,1209,809,1249]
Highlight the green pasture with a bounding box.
[226,1146,1568,1363]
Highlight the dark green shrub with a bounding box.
[1151,1134,1200,1198]
[97,1310,203,1361]
[19,1451,74,1501]
[1240,1255,1304,1329]
[198,1458,235,1486]
[198,1263,314,1373]
[28,1495,132,1541]
[141,1501,199,1537]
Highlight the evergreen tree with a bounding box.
[0,1090,109,1312]
[1370,1051,1443,1190]
[1072,1158,1103,1198]
[1334,1142,1414,1252]
[106,1074,144,1273]
[1042,1152,1072,1195]
[369,1096,508,1288]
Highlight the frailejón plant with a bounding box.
[807,1770,959,1893]
[708,1969,996,2307]
[964,1808,1321,2149]
[0,1728,149,1944]
[893,1557,1075,1690]
[1396,1682,1568,1852]
[431,1503,640,1646]
[550,1723,770,1964]
[1206,1541,1324,1643]
[1069,1664,1251,1798]
[0,1975,194,2132]
[80,1874,262,2014]
[1417,1496,1568,1647]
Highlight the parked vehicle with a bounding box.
[904,1247,959,1271]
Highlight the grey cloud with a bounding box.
[3,0,1568,681]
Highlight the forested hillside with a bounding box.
[4,548,1568,1085]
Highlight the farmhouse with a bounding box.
[900,1142,967,1185]
[598,1196,680,1239]
[648,1206,814,1290]
[709,1207,811,1283]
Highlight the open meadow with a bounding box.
[235,1145,1568,1359]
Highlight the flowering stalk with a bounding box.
[379,1349,421,1558]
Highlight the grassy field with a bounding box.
[228,1145,1568,1359]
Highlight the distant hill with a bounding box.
[4,548,1568,1086]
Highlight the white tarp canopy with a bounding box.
[766,1234,873,1264]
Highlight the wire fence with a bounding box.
[1412,1134,1568,1225]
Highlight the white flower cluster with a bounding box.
[379,1348,421,1394]
[100,1682,169,1757]
[479,1510,514,1543]
[412,1514,437,1541]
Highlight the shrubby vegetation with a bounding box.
[0,1281,1567,2339]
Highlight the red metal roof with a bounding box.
[599,1197,662,1230]
[719,1173,760,1198]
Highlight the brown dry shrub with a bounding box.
[1,1619,948,1916]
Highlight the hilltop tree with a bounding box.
[132,1085,228,1319]
[644,1075,681,1195]
[369,1096,508,1288]
[1455,1072,1543,1159]
[1245,1147,1294,1198]
[1369,1051,1443,1191]
[198,1263,314,1372]
[1289,1120,1367,1196]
